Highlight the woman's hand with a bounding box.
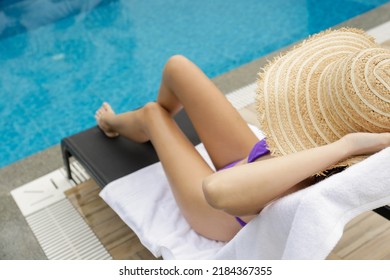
[341,132,390,157]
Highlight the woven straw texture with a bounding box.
[256,28,390,168]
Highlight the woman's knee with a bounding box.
[143,101,163,114]
[164,55,191,77]
[166,54,190,66]
[142,102,169,122]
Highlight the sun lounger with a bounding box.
[60,110,390,260]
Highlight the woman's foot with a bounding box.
[95,102,120,138]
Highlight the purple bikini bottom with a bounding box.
[219,139,270,227]
[220,138,269,170]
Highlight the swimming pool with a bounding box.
[0,0,389,168]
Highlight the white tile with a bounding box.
[367,21,390,44]
[11,162,90,217]
[11,170,73,216]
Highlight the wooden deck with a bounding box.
[66,179,390,260]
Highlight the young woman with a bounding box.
[95,55,390,242]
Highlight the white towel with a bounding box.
[99,143,226,259]
[216,146,390,259]
[100,133,390,259]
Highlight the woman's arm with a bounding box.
[202,133,390,216]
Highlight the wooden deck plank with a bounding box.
[343,229,390,260]
[329,213,390,259]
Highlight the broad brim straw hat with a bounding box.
[256,28,390,169]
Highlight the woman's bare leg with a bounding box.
[97,102,243,240]
[95,102,148,143]
[157,55,259,169]
[95,55,257,240]
[97,55,259,169]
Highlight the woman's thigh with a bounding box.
[158,55,259,170]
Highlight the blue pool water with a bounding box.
[0,0,389,168]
